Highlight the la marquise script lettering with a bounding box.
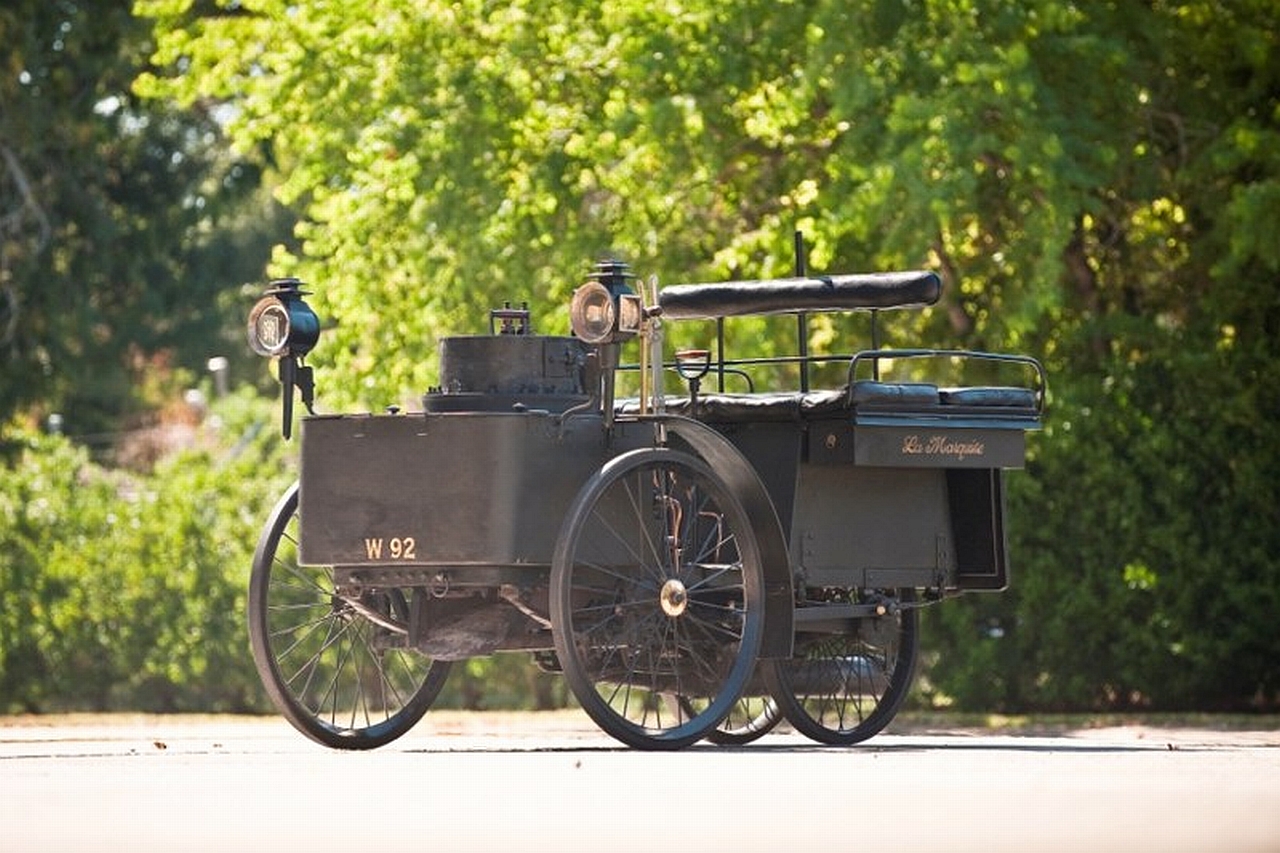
[901,433,986,462]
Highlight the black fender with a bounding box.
[626,414,794,659]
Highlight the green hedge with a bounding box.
[0,391,292,712]
[0,391,571,713]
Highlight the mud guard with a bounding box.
[630,414,794,659]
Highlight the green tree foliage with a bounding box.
[111,0,1278,713]
[0,390,295,712]
[0,0,292,436]
[922,1,1280,711]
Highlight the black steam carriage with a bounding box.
[246,246,1044,750]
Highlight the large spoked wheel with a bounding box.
[764,589,919,746]
[248,484,452,750]
[550,448,765,750]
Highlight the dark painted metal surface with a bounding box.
[425,334,593,413]
[299,411,642,568]
[849,423,1026,469]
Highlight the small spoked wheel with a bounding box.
[248,484,451,749]
[550,448,764,750]
[764,589,919,745]
[671,683,781,746]
[685,689,781,746]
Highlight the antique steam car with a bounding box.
[245,245,1044,750]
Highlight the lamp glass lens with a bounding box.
[248,298,291,357]
[570,282,616,343]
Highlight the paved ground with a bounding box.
[2,712,1278,852]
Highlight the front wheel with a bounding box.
[248,484,451,749]
[550,448,765,750]
[764,589,918,745]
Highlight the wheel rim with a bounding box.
[766,590,918,745]
[248,484,450,749]
[551,449,763,749]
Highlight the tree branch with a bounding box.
[0,142,52,250]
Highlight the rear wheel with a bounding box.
[248,484,451,749]
[551,448,764,749]
[764,589,918,745]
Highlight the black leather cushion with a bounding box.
[940,386,1038,409]
[659,271,942,320]
[640,393,802,422]
[798,389,852,418]
[850,381,941,408]
[618,392,846,422]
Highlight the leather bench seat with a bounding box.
[616,382,1036,423]
[617,392,819,422]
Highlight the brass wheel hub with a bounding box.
[659,578,689,617]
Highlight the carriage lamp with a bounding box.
[247,278,319,359]
[247,277,320,440]
[569,260,642,344]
